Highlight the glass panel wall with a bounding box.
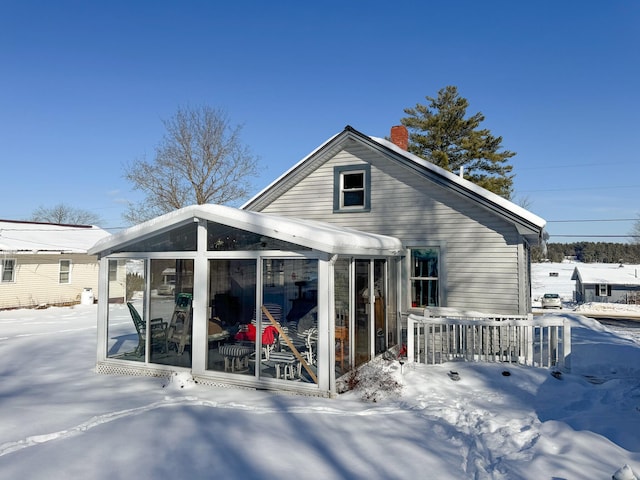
[208,222,311,251]
[386,260,398,348]
[261,258,318,383]
[150,259,194,367]
[107,258,146,361]
[206,257,318,383]
[207,259,257,374]
[374,259,387,356]
[354,259,370,367]
[334,258,351,376]
[113,223,197,253]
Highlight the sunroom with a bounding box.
[89,204,404,397]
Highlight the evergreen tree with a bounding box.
[401,86,515,199]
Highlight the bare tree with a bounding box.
[31,203,103,225]
[123,106,260,224]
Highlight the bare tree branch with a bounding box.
[31,203,103,225]
[123,106,260,224]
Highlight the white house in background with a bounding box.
[0,220,110,309]
[572,263,640,304]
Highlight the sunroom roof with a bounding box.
[89,204,404,257]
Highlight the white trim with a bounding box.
[1,258,16,283]
[59,259,72,284]
[89,204,404,258]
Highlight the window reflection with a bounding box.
[206,258,319,383]
[150,259,194,367]
[207,260,257,374]
[107,259,145,361]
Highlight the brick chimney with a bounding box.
[390,125,408,150]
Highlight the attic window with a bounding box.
[333,164,371,212]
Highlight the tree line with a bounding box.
[533,242,640,264]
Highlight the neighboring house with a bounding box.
[87,126,545,397]
[243,125,546,316]
[0,220,110,309]
[572,263,640,304]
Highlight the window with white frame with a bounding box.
[59,260,71,284]
[597,283,611,296]
[333,165,371,212]
[410,248,439,307]
[108,261,118,281]
[2,259,16,282]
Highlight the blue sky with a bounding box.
[1,1,639,242]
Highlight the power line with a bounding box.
[519,185,639,193]
[518,160,637,171]
[549,234,637,238]
[547,218,637,223]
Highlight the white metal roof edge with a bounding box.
[89,204,404,256]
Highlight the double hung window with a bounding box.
[2,259,16,282]
[59,260,71,284]
[410,248,439,307]
[334,165,371,212]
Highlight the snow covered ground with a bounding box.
[1,264,640,479]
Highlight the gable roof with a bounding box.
[88,204,404,257]
[242,125,546,243]
[0,219,110,254]
[571,264,640,286]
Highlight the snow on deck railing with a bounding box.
[406,313,571,371]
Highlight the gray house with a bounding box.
[243,125,545,317]
[572,264,640,304]
[87,125,545,397]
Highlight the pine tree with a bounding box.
[401,86,515,199]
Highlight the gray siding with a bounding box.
[256,143,528,315]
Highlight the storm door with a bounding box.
[354,259,388,366]
[354,260,370,367]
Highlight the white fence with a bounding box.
[406,313,571,371]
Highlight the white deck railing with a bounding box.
[406,313,571,371]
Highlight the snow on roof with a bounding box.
[571,264,640,286]
[0,220,110,254]
[370,136,546,231]
[242,126,546,236]
[89,204,404,257]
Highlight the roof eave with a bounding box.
[89,205,404,258]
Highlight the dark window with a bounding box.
[333,164,371,212]
[207,222,310,251]
[1,259,15,282]
[410,248,439,307]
